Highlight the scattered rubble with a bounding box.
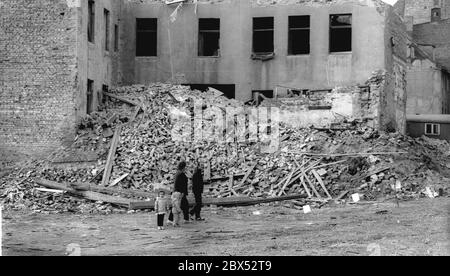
[1,83,449,214]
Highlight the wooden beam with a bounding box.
[301,169,322,199]
[129,194,307,210]
[104,92,140,106]
[35,179,130,207]
[101,126,122,186]
[311,169,332,199]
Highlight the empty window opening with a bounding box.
[253,90,274,105]
[253,17,274,54]
[104,9,110,51]
[87,80,94,114]
[185,84,236,99]
[288,16,310,55]
[88,1,95,43]
[199,19,220,57]
[136,18,157,57]
[330,14,352,53]
[431,8,441,21]
[114,24,119,52]
[425,123,440,135]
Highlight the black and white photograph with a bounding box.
[0,0,449,259]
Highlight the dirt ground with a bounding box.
[2,198,449,256]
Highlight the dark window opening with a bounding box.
[330,14,352,53]
[88,1,95,43]
[253,17,274,54]
[199,18,220,57]
[136,18,157,57]
[288,16,310,55]
[104,9,110,51]
[87,80,94,114]
[114,24,119,52]
[431,8,441,21]
[184,84,236,99]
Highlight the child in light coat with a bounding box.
[154,190,170,230]
[171,191,183,227]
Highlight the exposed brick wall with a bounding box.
[405,0,450,24]
[0,0,79,160]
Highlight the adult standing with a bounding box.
[174,161,190,222]
[190,162,205,221]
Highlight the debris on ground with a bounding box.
[1,83,449,213]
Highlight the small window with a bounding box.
[425,123,440,135]
[136,18,157,57]
[288,16,310,55]
[87,80,94,114]
[198,19,220,57]
[330,14,352,53]
[88,1,95,43]
[253,17,274,54]
[104,9,110,51]
[114,24,119,52]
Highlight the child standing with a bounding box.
[154,190,170,230]
[171,191,182,227]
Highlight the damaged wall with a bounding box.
[406,59,450,114]
[404,0,450,24]
[120,0,387,101]
[0,0,79,159]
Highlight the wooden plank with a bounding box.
[101,126,122,186]
[291,151,408,157]
[301,169,322,199]
[104,92,140,106]
[278,167,297,196]
[109,173,130,187]
[311,169,332,199]
[299,175,312,198]
[130,194,308,210]
[238,162,258,187]
[35,179,130,207]
[37,178,153,199]
[228,174,239,197]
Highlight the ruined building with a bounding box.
[0,0,409,159]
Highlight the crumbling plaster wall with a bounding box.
[120,0,387,101]
[0,0,79,159]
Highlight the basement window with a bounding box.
[288,15,310,55]
[136,18,157,57]
[88,1,95,43]
[253,17,274,54]
[114,24,119,52]
[425,123,440,136]
[198,19,220,57]
[104,9,110,51]
[330,14,352,53]
[87,79,94,114]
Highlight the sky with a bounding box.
[381,0,399,5]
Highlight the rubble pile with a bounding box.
[1,83,449,213]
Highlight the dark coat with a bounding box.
[174,171,188,195]
[192,168,204,195]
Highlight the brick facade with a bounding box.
[0,0,79,159]
[404,0,450,24]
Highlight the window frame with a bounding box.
[252,17,275,54]
[424,123,440,136]
[114,24,119,52]
[88,0,95,43]
[288,15,310,56]
[329,14,352,53]
[104,9,110,52]
[136,18,158,57]
[198,18,221,57]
